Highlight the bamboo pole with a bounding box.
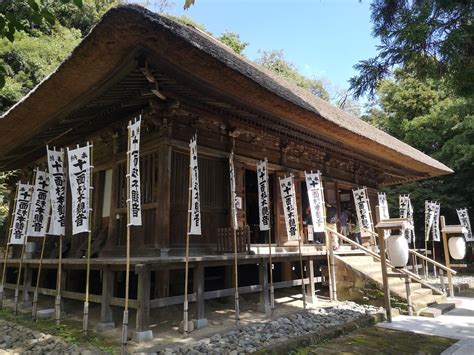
[297,233,306,310]
[183,151,192,336]
[432,241,437,278]
[55,234,63,325]
[0,183,18,310]
[268,229,274,310]
[32,236,46,321]
[121,124,132,353]
[83,143,94,336]
[233,227,240,321]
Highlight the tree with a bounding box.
[217,31,248,55]
[350,0,474,99]
[256,49,329,101]
[363,70,473,234]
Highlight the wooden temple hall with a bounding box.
[0,5,452,339]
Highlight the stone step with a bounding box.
[419,302,456,318]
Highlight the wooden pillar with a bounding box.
[377,227,392,322]
[193,263,207,328]
[258,259,271,315]
[440,216,454,297]
[305,259,317,304]
[135,264,151,332]
[22,265,31,305]
[156,141,171,250]
[100,266,115,324]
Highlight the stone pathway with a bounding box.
[0,319,86,354]
[156,302,381,354]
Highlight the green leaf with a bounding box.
[40,8,56,26]
[72,0,83,8]
[27,0,40,13]
[0,73,5,89]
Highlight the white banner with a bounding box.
[353,187,374,238]
[399,195,415,243]
[377,192,390,238]
[188,135,201,235]
[279,176,300,241]
[424,201,436,241]
[257,159,270,231]
[229,151,238,230]
[67,143,92,235]
[9,183,33,245]
[432,202,441,242]
[457,208,473,241]
[47,147,66,236]
[305,171,325,233]
[27,170,51,237]
[128,118,142,226]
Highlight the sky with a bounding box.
[148,0,380,95]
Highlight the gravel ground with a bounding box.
[0,319,90,354]
[158,302,382,355]
[426,274,474,290]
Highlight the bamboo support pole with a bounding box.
[432,241,437,278]
[55,234,63,325]
[32,236,46,321]
[233,227,240,321]
[14,237,27,315]
[183,154,193,336]
[297,235,306,310]
[268,229,274,310]
[83,143,94,336]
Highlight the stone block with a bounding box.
[37,308,55,319]
[193,318,208,329]
[132,330,153,343]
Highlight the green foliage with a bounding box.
[0,26,82,114]
[350,0,474,99]
[217,30,248,55]
[256,49,329,101]
[364,70,474,231]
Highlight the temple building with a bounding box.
[0,5,452,338]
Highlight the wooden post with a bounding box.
[377,226,392,322]
[100,266,115,324]
[440,216,454,297]
[404,275,413,316]
[193,263,206,323]
[83,142,94,336]
[32,236,47,321]
[135,264,151,332]
[55,234,63,325]
[258,258,271,315]
[305,259,317,304]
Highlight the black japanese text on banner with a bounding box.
[304,171,325,233]
[399,194,415,243]
[128,118,142,226]
[47,147,66,236]
[353,187,374,238]
[27,170,51,237]
[377,192,390,238]
[432,202,441,242]
[229,151,238,230]
[457,208,473,242]
[279,176,300,241]
[189,135,201,235]
[67,143,92,235]
[257,159,270,231]
[424,201,436,241]
[9,183,33,245]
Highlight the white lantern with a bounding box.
[448,236,466,260]
[386,234,409,267]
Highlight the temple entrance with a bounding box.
[245,169,275,244]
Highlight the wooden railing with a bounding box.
[326,227,444,295]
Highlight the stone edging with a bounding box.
[256,312,386,354]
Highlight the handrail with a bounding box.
[409,249,457,275]
[326,228,444,295]
[361,227,456,276]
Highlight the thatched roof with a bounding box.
[0,5,452,180]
